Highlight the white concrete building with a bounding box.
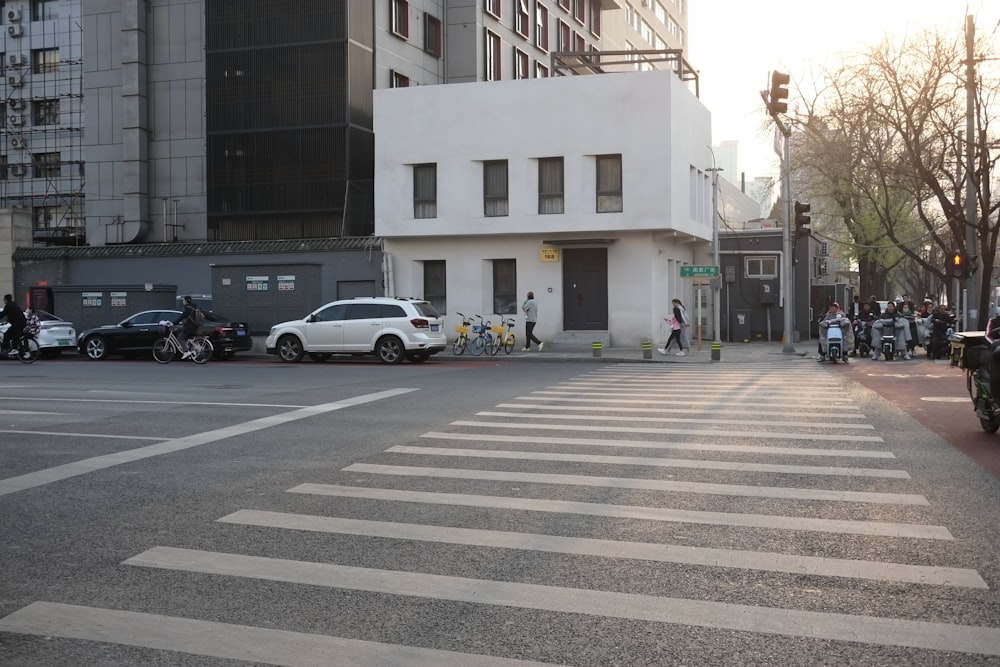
[375,68,721,348]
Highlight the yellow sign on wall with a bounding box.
[539,247,560,262]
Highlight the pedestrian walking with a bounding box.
[658,298,689,356]
[521,291,544,351]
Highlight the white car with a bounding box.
[0,310,77,357]
[265,296,447,364]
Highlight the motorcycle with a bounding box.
[873,316,906,360]
[853,317,873,358]
[820,317,849,363]
[963,339,1000,433]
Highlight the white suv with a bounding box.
[265,297,447,364]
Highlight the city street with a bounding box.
[2,356,1000,665]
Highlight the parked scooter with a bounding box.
[962,338,1000,433]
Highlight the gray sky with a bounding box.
[688,0,1000,180]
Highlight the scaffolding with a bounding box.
[1,4,85,246]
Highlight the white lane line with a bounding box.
[0,409,73,416]
[122,547,1000,656]
[531,390,857,404]
[420,432,895,459]
[219,510,982,588]
[0,396,310,409]
[504,401,867,419]
[451,420,885,443]
[290,484,950,539]
[518,395,865,415]
[477,410,875,430]
[0,602,557,667]
[342,464,927,505]
[0,429,163,441]
[385,446,909,479]
[0,389,417,497]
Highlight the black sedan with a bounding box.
[77,309,252,360]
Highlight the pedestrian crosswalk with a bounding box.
[3,362,999,664]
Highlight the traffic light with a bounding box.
[769,71,790,115]
[950,250,966,278]
[794,200,811,237]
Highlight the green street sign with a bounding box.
[680,265,720,278]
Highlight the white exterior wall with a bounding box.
[374,69,718,347]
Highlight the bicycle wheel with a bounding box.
[453,334,467,355]
[488,332,501,356]
[18,337,39,364]
[191,338,213,364]
[152,338,175,364]
[469,335,487,356]
[504,334,515,355]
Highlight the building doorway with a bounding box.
[562,248,608,329]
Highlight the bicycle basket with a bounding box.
[159,323,174,335]
[963,345,992,370]
[490,324,504,334]
[472,324,486,334]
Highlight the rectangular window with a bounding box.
[485,0,501,19]
[596,154,622,213]
[485,29,501,81]
[557,21,571,51]
[390,70,410,88]
[514,48,529,79]
[493,259,517,314]
[33,204,60,231]
[32,48,59,74]
[535,62,549,78]
[33,98,58,126]
[423,260,446,314]
[538,157,564,214]
[745,256,778,278]
[574,33,586,52]
[589,0,601,36]
[33,151,60,179]
[413,163,437,219]
[572,0,585,23]
[514,0,530,38]
[0,154,6,181]
[535,4,548,51]
[484,160,509,217]
[391,0,409,39]
[32,0,59,21]
[424,13,442,56]
[557,0,570,10]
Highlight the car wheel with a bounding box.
[276,334,304,362]
[375,335,404,364]
[308,352,332,362]
[407,351,430,363]
[83,335,108,360]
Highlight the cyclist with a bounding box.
[0,294,26,358]
[175,295,199,359]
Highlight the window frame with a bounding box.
[33,98,59,126]
[514,0,530,38]
[492,259,517,315]
[483,160,509,217]
[413,163,437,219]
[745,256,778,279]
[538,157,564,215]
[390,70,410,88]
[514,48,530,79]
[485,0,502,20]
[391,0,409,39]
[596,154,622,213]
[535,4,549,52]
[424,13,442,56]
[32,47,59,74]
[423,260,447,314]
[33,151,60,179]
[485,29,502,81]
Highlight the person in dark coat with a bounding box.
[0,294,26,357]
[174,295,200,358]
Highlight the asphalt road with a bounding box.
[2,356,1000,666]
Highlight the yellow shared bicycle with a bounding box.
[489,316,517,355]
[452,312,472,355]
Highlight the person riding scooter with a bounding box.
[872,302,910,360]
[818,302,852,363]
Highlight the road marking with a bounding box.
[0,388,417,497]
[450,420,885,443]
[0,602,558,667]
[0,395,311,408]
[531,389,857,404]
[386,445,908,478]
[290,484,950,539]
[477,410,875,430]
[219,510,982,587]
[0,409,72,415]
[518,395,865,416]
[420,432,894,458]
[920,397,968,403]
[504,400,867,419]
[342,464,926,505]
[0,429,163,441]
[122,547,1000,656]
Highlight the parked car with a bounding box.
[77,309,252,360]
[265,297,447,364]
[0,310,77,358]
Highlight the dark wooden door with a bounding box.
[562,248,608,330]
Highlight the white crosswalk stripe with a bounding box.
[4,362,998,663]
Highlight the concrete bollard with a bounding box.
[711,341,721,361]
[592,342,602,358]
[641,341,652,359]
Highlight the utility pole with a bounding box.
[708,165,722,357]
[964,14,978,330]
[763,71,796,353]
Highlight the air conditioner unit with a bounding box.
[9,98,23,111]
[8,114,23,126]
[8,24,23,37]
[8,54,25,67]
[7,8,21,22]
[11,164,26,177]
[10,137,25,149]
[8,75,22,87]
